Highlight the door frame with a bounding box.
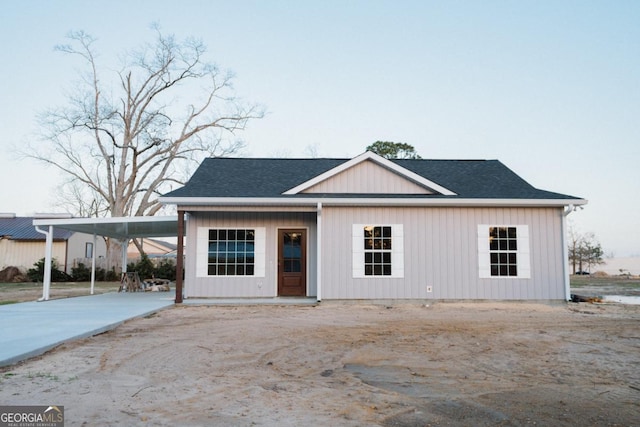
[275,227,309,296]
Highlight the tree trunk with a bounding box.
[105,239,125,276]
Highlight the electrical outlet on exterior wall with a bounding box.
[426,286,433,293]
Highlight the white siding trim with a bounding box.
[196,227,266,278]
[477,224,530,279]
[352,224,404,278]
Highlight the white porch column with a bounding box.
[121,239,128,274]
[316,202,322,302]
[35,225,53,301]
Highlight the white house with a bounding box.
[160,151,587,302]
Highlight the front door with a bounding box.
[278,229,306,296]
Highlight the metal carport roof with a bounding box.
[31,216,181,302]
[32,216,180,240]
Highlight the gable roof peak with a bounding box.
[282,151,457,196]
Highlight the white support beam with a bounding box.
[90,233,97,295]
[121,239,128,274]
[35,225,53,301]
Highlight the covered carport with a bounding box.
[32,216,185,303]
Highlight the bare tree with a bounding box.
[568,226,582,274]
[24,27,264,272]
[568,226,604,274]
[54,181,109,218]
[26,27,263,218]
[303,143,321,158]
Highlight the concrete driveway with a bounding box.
[0,291,174,367]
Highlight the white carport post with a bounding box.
[121,239,128,274]
[34,225,53,301]
[90,233,97,295]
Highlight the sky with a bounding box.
[0,0,638,256]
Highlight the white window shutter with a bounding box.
[517,225,530,279]
[196,227,209,277]
[352,224,364,278]
[392,224,404,278]
[477,225,491,278]
[253,227,266,277]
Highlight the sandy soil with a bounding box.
[1,301,639,426]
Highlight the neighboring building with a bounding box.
[159,151,587,302]
[0,214,107,274]
[127,238,177,260]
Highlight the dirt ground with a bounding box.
[1,299,639,427]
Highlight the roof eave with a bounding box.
[160,196,588,208]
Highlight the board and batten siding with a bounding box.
[0,240,68,273]
[320,206,565,300]
[303,160,432,194]
[184,211,317,298]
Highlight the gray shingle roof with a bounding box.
[0,217,74,241]
[162,157,581,200]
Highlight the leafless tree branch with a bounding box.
[22,27,264,221]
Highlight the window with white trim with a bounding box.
[489,226,518,276]
[478,225,530,279]
[364,226,392,275]
[353,224,404,278]
[85,242,93,258]
[207,229,255,276]
[196,227,266,277]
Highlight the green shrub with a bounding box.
[27,258,72,282]
[126,256,176,281]
[71,264,119,282]
[71,263,92,281]
[154,259,177,281]
[71,257,176,283]
[127,254,155,280]
[104,268,118,281]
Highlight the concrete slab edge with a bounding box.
[0,304,174,368]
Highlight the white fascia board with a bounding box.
[281,151,457,196]
[32,216,180,240]
[32,216,178,227]
[160,196,588,208]
[160,197,316,207]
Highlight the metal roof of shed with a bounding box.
[0,217,74,240]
